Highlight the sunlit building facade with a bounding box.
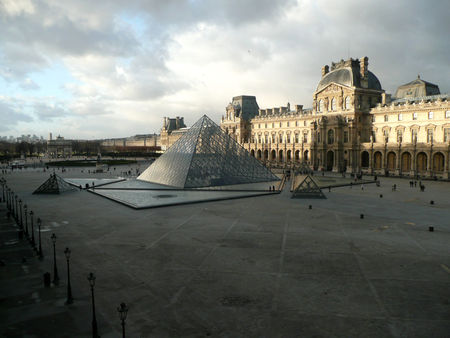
[220,57,450,179]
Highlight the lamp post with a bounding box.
[64,247,73,304]
[14,195,18,221]
[30,210,35,247]
[37,218,43,258]
[117,302,129,338]
[5,187,9,209]
[87,272,99,338]
[19,199,23,228]
[24,204,28,238]
[0,178,5,202]
[51,234,59,285]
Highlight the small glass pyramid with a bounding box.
[33,173,76,194]
[138,115,280,188]
[291,175,326,199]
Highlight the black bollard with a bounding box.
[380,194,383,198]
[429,226,434,232]
[430,200,434,205]
[309,205,312,210]
[360,214,364,219]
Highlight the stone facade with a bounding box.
[47,135,72,158]
[219,57,450,179]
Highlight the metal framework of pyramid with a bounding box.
[138,115,280,188]
[33,173,76,194]
[291,175,326,199]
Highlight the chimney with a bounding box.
[321,65,329,77]
[360,56,369,88]
[360,56,368,78]
[163,117,167,129]
[175,116,180,129]
[295,105,303,113]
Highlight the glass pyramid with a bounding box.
[138,115,280,188]
[33,173,77,194]
[291,175,326,199]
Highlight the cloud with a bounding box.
[20,78,40,90]
[0,0,449,139]
[0,98,33,131]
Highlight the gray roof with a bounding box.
[316,67,382,92]
[395,76,440,99]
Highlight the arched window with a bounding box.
[345,96,351,109]
[331,97,336,111]
[327,129,334,144]
[318,99,324,112]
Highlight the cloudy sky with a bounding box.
[1,0,449,139]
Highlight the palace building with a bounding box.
[163,57,450,179]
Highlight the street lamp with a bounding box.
[30,210,35,247]
[19,199,23,228]
[87,272,99,338]
[24,204,28,238]
[51,234,59,285]
[14,195,18,221]
[64,247,73,304]
[117,302,129,338]
[37,218,43,259]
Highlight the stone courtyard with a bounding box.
[1,163,449,337]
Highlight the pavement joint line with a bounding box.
[144,208,203,250]
[271,193,290,312]
[392,221,429,254]
[334,213,392,325]
[196,212,242,270]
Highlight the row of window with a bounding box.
[381,128,450,143]
[383,110,450,122]
[253,132,309,144]
[255,120,308,129]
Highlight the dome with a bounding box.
[316,67,382,92]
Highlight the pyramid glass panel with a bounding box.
[138,115,279,188]
[291,175,326,199]
[33,174,76,194]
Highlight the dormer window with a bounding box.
[331,98,336,111]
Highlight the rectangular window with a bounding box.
[304,121,306,126]
[295,134,299,143]
[371,131,376,143]
[265,123,267,128]
[265,135,268,143]
[258,123,261,128]
[411,129,417,143]
[384,115,388,122]
[444,128,450,142]
[397,130,403,142]
[412,112,417,120]
[446,111,450,119]
[287,134,290,143]
[428,111,434,119]
[383,130,389,142]
[295,121,298,127]
[398,113,403,121]
[287,121,290,127]
[303,133,308,143]
[344,131,349,143]
[427,129,433,143]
